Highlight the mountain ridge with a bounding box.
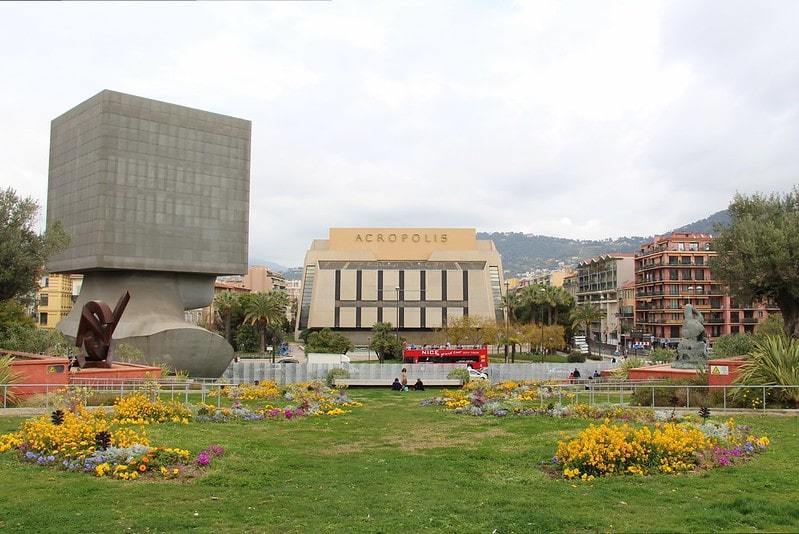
[478,209,730,276]
[250,209,730,278]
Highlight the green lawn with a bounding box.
[1,389,798,533]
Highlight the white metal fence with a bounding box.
[222,361,616,384]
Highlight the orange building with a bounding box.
[634,233,778,347]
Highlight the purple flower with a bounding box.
[47,455,55,462]
[284,409,293,419]
[196,452,211,466]
[25,451,36,460]
[206,445,224,457]
[718,456,730,466]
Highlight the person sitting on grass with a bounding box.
[414,378,425,391]
[391,378,403,391]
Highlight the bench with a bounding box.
[333,378,463,387]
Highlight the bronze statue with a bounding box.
[672,304,708,369]
[74,291,130,368]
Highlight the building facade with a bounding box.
[575,254,635,345]
[634,232,778,347]
[34,274,78,329]
[243,266,287,293]
[296,228,505,344]
[617,280,636,347]
[528,268,575,288]
[563,272,578,300]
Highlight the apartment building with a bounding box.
[634,232,778,347]
[575,254,635,345]
[35,274,81,329]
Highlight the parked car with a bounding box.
[276,357,299,364]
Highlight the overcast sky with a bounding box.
[1,1,797,267]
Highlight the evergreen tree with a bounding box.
[710,189,799,338]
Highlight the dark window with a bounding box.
[39,294,49,306]
[39,312,47,325]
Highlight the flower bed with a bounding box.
[554,418,769,481]
[112,393,192,425]
[208,381,281,401]
[0,406,218,481]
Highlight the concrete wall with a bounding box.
[47,89,251,275]
[222,361,616,384]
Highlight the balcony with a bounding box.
[742,317,758,324]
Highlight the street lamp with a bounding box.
[539,287,545,362]
[504,280,510,364]
[395,286,400,342]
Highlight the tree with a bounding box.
[0,188,69,304]
[501,291,520,322]
[243,291,288,361]
[570,304,603,355]
[710,188,799,339]
[234,323,260,353]
[712,332,757,358]
[214,291,240,345]
[551,286,575,325]
[518,284,547,325]
[755,313,786,339]
[306,328,354,355]
[369,322,403,361]
[442,315,498,345]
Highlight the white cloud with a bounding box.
[0,1,796,266]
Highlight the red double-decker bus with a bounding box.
[402,347,489,369]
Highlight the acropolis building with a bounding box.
[296,228,505,343]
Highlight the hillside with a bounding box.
[481,209,729,276]
[252,210,730,278]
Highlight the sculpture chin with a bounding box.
[58,270,232,377]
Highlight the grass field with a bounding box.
[1,389,798,533]
[488,352,573,363]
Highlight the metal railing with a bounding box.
[0,380,235,410]
[1,381,797,414]
[546,382,799,413]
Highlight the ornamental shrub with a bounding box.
[567,351,586,363]
[447,368,471,383]
[326,367,350,387]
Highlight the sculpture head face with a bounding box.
[175,274,216,310]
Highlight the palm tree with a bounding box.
[519,284,547,325]
[214,291,239,345]
[244,292,287,362]
[551,287,575,326]
[501,291,520,322]
[570,304,603,355]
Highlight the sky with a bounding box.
[1,1,797,267]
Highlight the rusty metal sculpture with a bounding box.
[74,291,130,368]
